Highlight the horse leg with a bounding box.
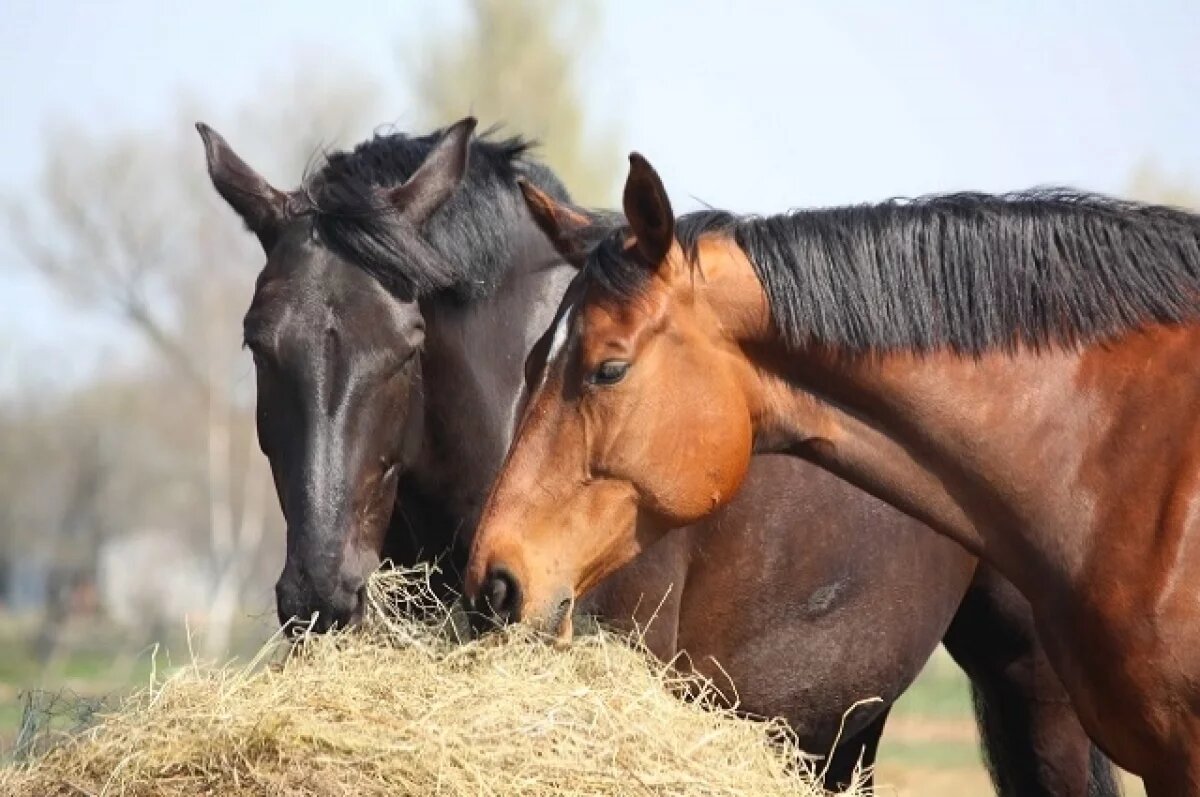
[819,705,889,794]
[942,565,1120,797]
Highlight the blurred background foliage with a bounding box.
[0,0,615,728]
[2,0,609,643]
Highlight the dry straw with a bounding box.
[2,568,869,796]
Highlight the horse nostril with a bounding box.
[483,566,522,624]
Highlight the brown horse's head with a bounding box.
[467,155,765,636]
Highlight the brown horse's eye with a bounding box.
[590,360,629,386]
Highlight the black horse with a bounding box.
[199,119,1119,795]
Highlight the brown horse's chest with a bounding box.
[1038,539,1200,774]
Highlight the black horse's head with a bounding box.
[198,119,479,631]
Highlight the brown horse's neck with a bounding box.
[749,347,1091,589]
[696,234,1200,602]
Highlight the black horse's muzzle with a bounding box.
[275,569,366,635]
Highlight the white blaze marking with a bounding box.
[532,299,576,398]
[502,298,579,445]
[546,300,576,366]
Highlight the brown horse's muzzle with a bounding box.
[471,562,575,641]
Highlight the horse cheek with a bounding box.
[707,403,754,513]
[663,401,753,522]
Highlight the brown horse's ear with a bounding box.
[385,116,477,226]
[622,153,675,269]
[197,122,292,251]
[518,179,592,267]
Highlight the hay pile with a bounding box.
[2,569,868,796]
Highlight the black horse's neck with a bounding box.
[393,194,578,585]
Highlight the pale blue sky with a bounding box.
[3,0,1199,387]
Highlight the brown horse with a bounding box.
[201,120,1116,793]
[468,153,1200,795]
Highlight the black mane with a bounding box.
[586,190,1200,353]
[301,126,570,299]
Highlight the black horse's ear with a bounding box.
[386,116,477,226]
[196,122,291,251]
[622,153,675,269]
[518,179,591,267]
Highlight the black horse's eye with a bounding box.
[590,360,630,386]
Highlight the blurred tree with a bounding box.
[3,66,381,657]
[1128,161,1200,209]
[405,0,620,206]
